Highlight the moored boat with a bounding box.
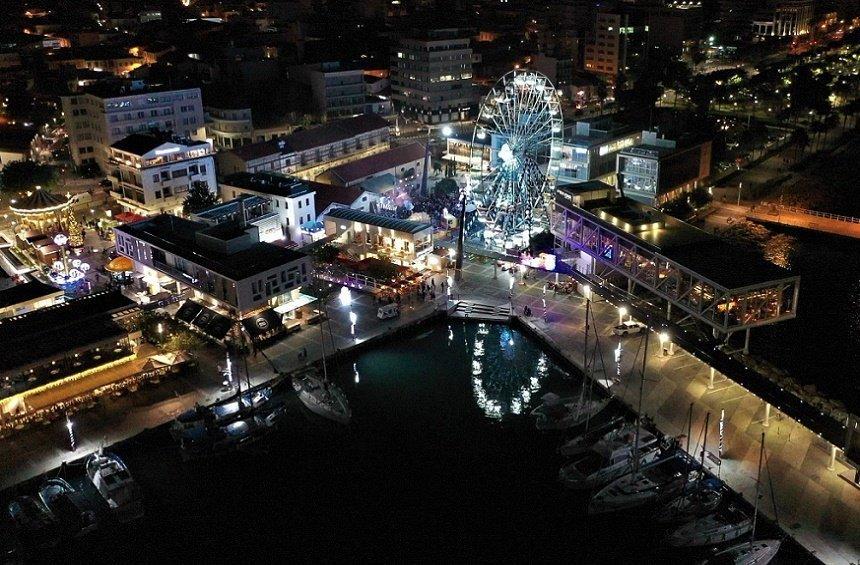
[38,478,98,537]
[532,392,609,431]
[292,367,351,425]
[560,428,661,490]
[86,450,143,522]
[653,478,723,524]
[706,539,782,565]
[588,452,695,515]
[666,504,752,547]
[7,495,59,549]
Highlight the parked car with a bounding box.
[613,320,646,336]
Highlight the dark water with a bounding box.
[21,322,812,563]
[752,228,860,412]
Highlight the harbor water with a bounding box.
[16,322,814,563]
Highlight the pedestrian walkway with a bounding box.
[453,261,859,564]
[746,202,860,239]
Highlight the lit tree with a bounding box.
[182,181,218,215]
[66,211,83,248]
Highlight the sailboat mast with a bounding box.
[750,431,765,546]
[701,412,711,470]
[318,299,329,381]
[633,326,650,474]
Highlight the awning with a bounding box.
[273,293,317,315]
[175,300,203,324]
[192,305,232,340]
[241,308,283,340]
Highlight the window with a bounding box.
[172,168,187,179]
[188,165,198,175]
[160,171,170,181]
[155,190,162,199]
[152,174,159,182]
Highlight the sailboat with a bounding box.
[654,411,723,524]
[588,326,696,514]
[559,427,662,490]
[666,503,752,547]
[292,293,351,425]
[558,416,627,458]
[533,300,609,430]
[705,433,781,565]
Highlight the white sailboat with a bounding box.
[705,432,781,565]
[559,428,661,490]
[666,504,752,547]
[293,294,351,425]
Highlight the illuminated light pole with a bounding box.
[66,414,76,452]
[618,306,628,325]
[349,311,357,338]
[339,286,352,307]
[582,284,591,305]
[223,352,233,389]
[508,275,514,311]
[708,367,715,390]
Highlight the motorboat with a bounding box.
[558,417,628,457]
[653,478,723,524]
[170,387,272,439]
[38,478,97,537]
[292,368,351,425]
[86,450,143,522]
[666,504,752,547]
[588,453,696,515]
[179,402,286,459]
[706,539,782,565]
[559,428,661,490]
[532,392,609,431]
[7,495,59,549]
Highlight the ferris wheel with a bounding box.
[469,70,563,249]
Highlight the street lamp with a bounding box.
[339,286,352,307]
[349,311,357,337]
[618,306,628,325]
[441,125,453,138]
[659,331,674,356]
[582,284,591,305]
[66,414,76,452]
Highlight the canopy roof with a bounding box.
[10,189,69,214]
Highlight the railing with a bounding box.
[757,202,860,224]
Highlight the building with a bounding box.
[215,114,391,179]
[62,83,205,170]
[551,186,799,338]
[107,134,217,215]
[560,119,641,185]
[191,195,282,244]
[443,133,489,172]
[585,11,627,78]
[0,291,139,420]
[219,172,377,244]
[114,214,312,320]
[0,129,34,166]
[45,46,142,76]
[290,61,366,118]
[316,142,426,189]
[204,107,254,149]
[0,279,64,319]
[753,0,813,37]
[616,131,712,206]
[390,28,475,124]
[324,208,433,267]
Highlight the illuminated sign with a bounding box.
[155,146,181,156]
[598,136,637,156]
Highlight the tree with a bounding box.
[313,243,341,263]
[182,181,218,215]
[0,160,57,192]
[789,127,809,162]
[434,178,459,195]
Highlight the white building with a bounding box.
[204,106,295,150]
[324,208,434,267]
[390,28,476,124]
[316,142,426,189]
[114,214,312,320]
[62,82,205,171]
[752,0,813,37]
[107,134,216,215]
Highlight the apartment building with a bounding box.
[290,61,366,118]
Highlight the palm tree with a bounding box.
[789,127,809,163]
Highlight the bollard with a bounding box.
[763,402,771,428]
[708,367,715,390]
[828,444,837,471]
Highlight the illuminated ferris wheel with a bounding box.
[469,70,563,249]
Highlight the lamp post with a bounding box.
[66,414,76,452]
[618,306,628,325]
[349,311,357,338]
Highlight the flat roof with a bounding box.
[110,133,208,156]
[0,291,135,372]
[193,194,270,221]
[556,180,614,196]
[563,197,795,289]
[0,280,62,309]
[115,215,308,281]
[326,208,431,235]
[221,172,314,199]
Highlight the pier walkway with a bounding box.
[746,202,860,239]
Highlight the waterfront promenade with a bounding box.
[2,262,857,563]
[453,260,859,565]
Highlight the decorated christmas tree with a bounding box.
[66,210,83,248]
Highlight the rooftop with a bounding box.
[193,194,270,222]
[9,189,69,213]
[561,196,794,289]
[110,133,209,156]
[69,81,200,100]
[221,172,315,199]
[313,183,366,216]
[0,280,62,309]
[324,142,425,184]
[326,208,431,235]
[115,214,307,281]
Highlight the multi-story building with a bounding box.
[559,119,641,185]
[390,28,475,124]
[107,134,217,215]
[45,46,142,76]
[204,106,295,150]
[316,142,426,190]
[290,61,366,118]
[216,114,391,179]
[584,12,627,78]
[114,214,312,320]
[752,0,813,37]
[616,131,712,206]
[62,83,205,171]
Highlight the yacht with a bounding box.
[558,417,629,457]
[666,504,752,547]
[86,451,143,522]
[707,539,782,565]
[292,367,351,425]
[588,452,695,515]
[38,478,98,537]
[170,387,272,439]
[559,428,661,490]
[532,392,609,431]
[7,496,59,549]
[653,479,723,524]
[179,402,286,459]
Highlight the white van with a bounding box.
[377,303,400,320]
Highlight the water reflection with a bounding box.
[470,323,549,419]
